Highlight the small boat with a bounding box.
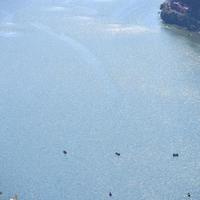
[173,153,179,157]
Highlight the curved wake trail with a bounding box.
[31,22,99,66]
[31,22,122,96]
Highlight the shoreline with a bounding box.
[160,0,200,31]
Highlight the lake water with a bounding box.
[0,0,200,199]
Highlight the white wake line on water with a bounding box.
[0,23,21,38]
[31,22,121,94]
[44,6,66,12]
[104,23,156,34]
[68,15,157,34]
[0,31,18,38]
[0,11,19,38]
[31,22,100,66]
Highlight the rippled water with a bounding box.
[0,0,200,199]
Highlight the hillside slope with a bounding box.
[160,0,200,31]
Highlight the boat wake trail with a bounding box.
[31,22,121,95]
[31,22,99,66]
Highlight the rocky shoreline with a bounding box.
[160,0,200,31]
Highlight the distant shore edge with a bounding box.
[160,0,200,31]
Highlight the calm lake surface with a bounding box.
[0,0,200,199]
